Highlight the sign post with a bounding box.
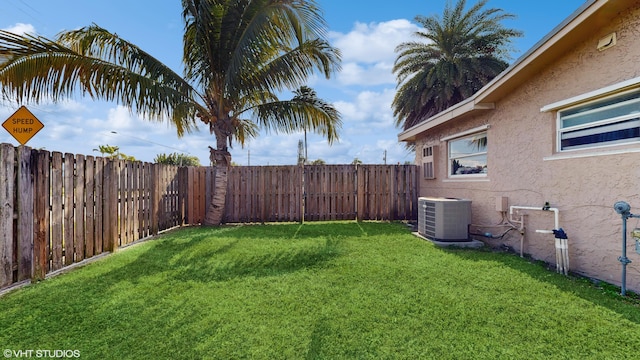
[2,106,45,145]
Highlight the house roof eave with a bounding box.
[397,100,494,142]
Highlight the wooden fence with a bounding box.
[0,144,184,290]
[1,143,418,291]
[183,164,419,224]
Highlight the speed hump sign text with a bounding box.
[2,106,44,145]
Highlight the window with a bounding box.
[448,132,487,177]
[558,89,640,151]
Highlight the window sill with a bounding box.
[544,147,640,161]
[443,177,490,183]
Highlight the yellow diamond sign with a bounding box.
[2,106,44,145]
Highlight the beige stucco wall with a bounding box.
[415,2,640,291]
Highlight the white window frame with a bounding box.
[556,88,640,152]
[447,131,488,178]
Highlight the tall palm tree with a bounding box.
[0,0,342,225]
[393,0,522,131]
[292,85,339,164]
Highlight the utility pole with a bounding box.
[304,128,308,163]
[383,150,387,165]
[297,140,305,165]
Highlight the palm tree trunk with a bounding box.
[204,146,231,226]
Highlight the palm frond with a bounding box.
[253,87,341,144]
[0,28,203,136]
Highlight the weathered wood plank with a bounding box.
[94,157,104,254]
[84,156,95,258]
[141,162,148,237]
[102,159,117,252]
[119,159,126,246]
[0,144,15,286]
[74,155,85,261]
[15,147,33,281]
[131,161,139,241]
[63,153,75,265]
[128,161,136,241]
[197,167,206,224]
[50,152,63,270]
[150,164,159,235]
[33,149,50,280]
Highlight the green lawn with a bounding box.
[1,221,640,359]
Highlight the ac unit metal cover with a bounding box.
[418,197,471,242]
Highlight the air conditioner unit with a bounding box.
[418,197,471,242]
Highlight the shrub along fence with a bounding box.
[0,143,418,291]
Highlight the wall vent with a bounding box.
[418,197,471,242]
[597,32,616,51]
[422,145,436,179]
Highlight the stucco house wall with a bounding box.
[408,0,640,290]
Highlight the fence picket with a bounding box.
[0,144,14,287]
[94,157,104,254]
[33,150,50,280]
[75,155,85,262]
[50,152,63,271]
[85,156,95,258]
[63,153,74,266]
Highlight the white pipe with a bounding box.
[510,205,568,275]
[509,206,559,232]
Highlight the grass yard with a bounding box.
[1,221,640,359]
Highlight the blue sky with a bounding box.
[0,0,586,165]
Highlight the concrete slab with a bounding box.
[412,232,485,249]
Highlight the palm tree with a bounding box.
[393,0,522,131]
[93,144,121,158]
[92,144,136,160]
[292,85,339,164]
[0,0,342,225]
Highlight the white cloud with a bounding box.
[335,88,396,127]
[329,19,419,87]
[337,61,394,86]
[330,19,418,64]
[2,23,36,35]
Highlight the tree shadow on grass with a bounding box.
[170,237,342,283]
[441,247,640,324]
[99,223,348,287]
